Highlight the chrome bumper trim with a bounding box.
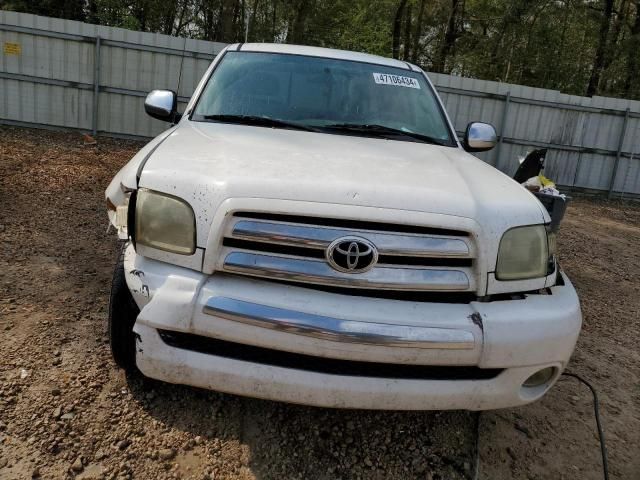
[203,297,476,350]
[222,252,471,291]
[231,220,471,257]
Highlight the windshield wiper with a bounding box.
[202,114,318,132]
[319,123,450,146]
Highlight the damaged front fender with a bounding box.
[105,127,177,233]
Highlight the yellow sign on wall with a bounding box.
[3,42,21,55]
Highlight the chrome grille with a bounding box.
[220,213,476,292]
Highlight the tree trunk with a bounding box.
[287,0,313,44]
[586,0,615,97]
[625,1,640,95]
[204,1,220,41]
[215,0,237,42]
[546,2,569,89]
[602,0,630,94]
[411,0,427,64]
[433,0,462,73]
[248,0,262,42]
[403,3,412,60]
[517,1,550,84]
[132,0,148,31]
[87,0,98,24]
[174,0,191,37]
[487,0,528,80]
[392,0,407,59]
[232,0,242,41]
[272,0,277,41]
[162,1,178,35]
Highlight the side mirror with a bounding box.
[463,122,497,152]
[144,90,181,123]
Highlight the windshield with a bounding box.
[192,51,456,146]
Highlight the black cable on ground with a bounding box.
[470,373,609,480]
[561,372,610,480]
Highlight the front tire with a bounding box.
[108,243,139,371]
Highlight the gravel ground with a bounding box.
[0,126,638,480]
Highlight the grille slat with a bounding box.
[232,220,471,258]
[223,252,471,291]
[223,238,474,267]
[221,212,476,293]
[233,212,469,237]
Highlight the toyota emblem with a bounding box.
[326,237,378,273]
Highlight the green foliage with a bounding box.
[1,0,86,20]
[2,0,640,100]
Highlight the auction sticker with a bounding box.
[3,42,21,55]
[373,72,420,89]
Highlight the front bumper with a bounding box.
[125,246,582,410]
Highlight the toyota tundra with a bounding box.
[105,43,582,410]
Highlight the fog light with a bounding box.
[523,367,556,387]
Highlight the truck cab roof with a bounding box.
[228,43,419,71]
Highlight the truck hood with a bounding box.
[136,121,546,246]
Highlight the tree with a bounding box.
[586,0,615,96]
[433,0,464,73]
[4,0,640,101]
[403,2,412,59]
[392,0,407,59]
[1,0,86,20]
[411,0,427,63]
[218,0,239,42]
[287,0,314,44]
[624,1,640,96]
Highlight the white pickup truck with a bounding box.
[105,43,581,410]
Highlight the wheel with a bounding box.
[108,242,140,371]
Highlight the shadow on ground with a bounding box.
[126,373,478,479]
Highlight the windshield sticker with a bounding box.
[373,73,420,89]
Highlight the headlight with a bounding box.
[135,189,196,255]
[496,225,548,280]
